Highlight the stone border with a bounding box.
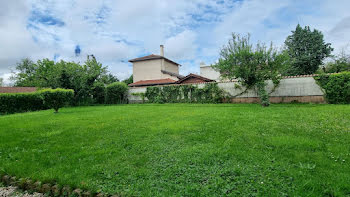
[0,174,118,197]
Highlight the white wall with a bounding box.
[128,77,324,103]
[200,65,221,81]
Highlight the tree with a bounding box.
[123,75,133,85]
[0,78,3,86]
[40,88,74,113]
[11,57,117,105]
[285,24,333,75]
[322,50,350,73]
[213,33,290,106]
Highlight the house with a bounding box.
[128,45,214,87]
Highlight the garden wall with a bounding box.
[128,76,325,103]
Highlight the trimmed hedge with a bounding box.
[0,88,74,114]
[105,82,128,104]
[39,88,74,112]
[0,92,45,114]
[314,72,350,104]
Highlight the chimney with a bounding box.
[160,45,164,56]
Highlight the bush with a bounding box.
[92,82,106,104]
[314,72,350,104]
[40,88,74,112]
[105,82,128,104]
[0,92,44,114]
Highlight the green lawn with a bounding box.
[0,104,349,196]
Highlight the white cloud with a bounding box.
[164,30,197,60]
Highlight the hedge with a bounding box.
[0,92,45,114]
[0,88,74,114]
[314,72,350,104]
[105,82,128,104]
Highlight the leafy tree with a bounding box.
[0,78,3,86]
[285,24,333,75]
[123,75,133,85]
[322,50,350,73]
[11,57,117,105]
[40,88,74,113]
[213,33,290,106]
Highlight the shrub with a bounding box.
[314,72,350,104]
[0,92,44,114]
[40,88,74,112]
[105,82,128,104]
[92,82,106,104]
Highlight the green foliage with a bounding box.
[0,78,3,86]
[39,89,74,112]
[105,82,128,104]
[11,57,116,105]
[145,83,225,103]
[92,82,106,104]
[321,51,350,73]
[122,75,133,85]
[285,24,333,75]
[0,92,44,114]
[314,72,350,104]
[213,33,288,106]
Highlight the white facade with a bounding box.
[199,63,221,81]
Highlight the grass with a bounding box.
[0,104,349,196]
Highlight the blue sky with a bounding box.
[1,0,350,84]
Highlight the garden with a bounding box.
[1,104,350,196]
[1,24,350,196]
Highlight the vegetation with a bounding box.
[105,82,128,104]
[0,77,3,86]
[314,72,350,104]
[11,57,118,105]
[39,89,74,113]
[0,92,44,114]
[122,75,133,85]
[145,83,224,103]
[285,24,333,75]
[0,104,349,196]
[213,33,290,106]
[321,50,350,73]
[0,88,73,114]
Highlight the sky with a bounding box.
[1,0,350,85]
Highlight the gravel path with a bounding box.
[0,186,43,197]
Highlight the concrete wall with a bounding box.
[200,65,221,81]
[132,59,162,82]
[161,60,180,81]
[128,76,325,103]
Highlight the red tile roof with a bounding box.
[0,87,38,93]
[176,73,215,84]
[129,54,180,66]
[128,78,176,87]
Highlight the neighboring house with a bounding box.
[128,45,214,87]
[199,62,221,81]
[0,87,37,93]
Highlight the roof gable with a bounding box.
[129,54,180,66]
[176,73,215,84]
